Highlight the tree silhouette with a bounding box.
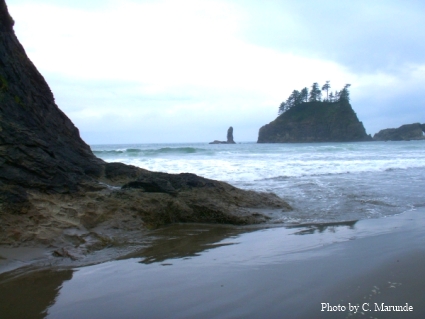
[309,82,322,102]
[278,82,352,114]
[322,81,331,101]
[338,84,351,102]
[300,87,309,102]
[278,101,287,115]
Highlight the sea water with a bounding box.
[2,141,425,318]
[91,141,425,224]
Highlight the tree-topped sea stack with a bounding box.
[258,82,372,143]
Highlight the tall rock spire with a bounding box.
[227,126,236,144]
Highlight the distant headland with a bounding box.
[373,123,425,141]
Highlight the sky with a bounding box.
[6,0,425,144]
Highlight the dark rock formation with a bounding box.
[209,126,236,144]
[0,1,103,195]
[258,101,372,143]
[0,1,290,251]
[227,126,235,143]
[373,123,425,141]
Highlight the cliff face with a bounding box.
[257,101,372,143]
[0,0,291,251]
[0,0,103,194]
[373,123,425,141]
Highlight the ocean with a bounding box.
[2,141,425,318]
[92,140,425,224]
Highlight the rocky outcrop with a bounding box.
[0,1,290,252]
[0,1,103,196]
[257,101,372,143]
[209,126,236,144]
[373,123,425,141]
[227,126,235,143]
[0,167,290,249]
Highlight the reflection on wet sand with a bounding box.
[0,221,400,318]
[0,224,254,318]
[117,223,253,264]
[288,220,357,235]
[118,220,360,263]
[0,269,73,319]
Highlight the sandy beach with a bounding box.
[1,208,424,318]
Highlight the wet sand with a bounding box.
[0,208,424,319]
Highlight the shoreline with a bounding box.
[1,207,423,275]
[292,208,425,318]
[1,208,425,318]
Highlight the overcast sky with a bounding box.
[7,0,425,144]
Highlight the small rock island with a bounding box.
[373,123,425,141]
[257,82,372,143]
[209,126,236,144]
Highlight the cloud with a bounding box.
[239,0,425,74]
[7,0,425,143]
[353,63,425,135]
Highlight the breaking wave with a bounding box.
[93,147,212,157]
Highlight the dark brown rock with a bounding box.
[0,185,32,215]
[0,0,14,32]
[0,0,103,193]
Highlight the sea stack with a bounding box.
[227,126,236,144]
[209,126,236,144]
[257,101,372,143]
